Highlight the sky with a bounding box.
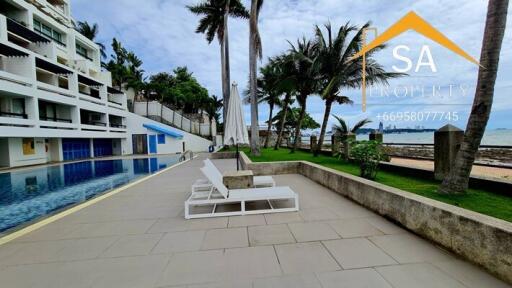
[71,0,512,131]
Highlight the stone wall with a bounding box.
[236,152,512,284]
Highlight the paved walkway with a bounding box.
[0,155,509,288]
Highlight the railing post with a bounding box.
[369,131,383,142]
[343,132,355,160]
[331,135,341,156]
[310,135,317,152]
[434,124,464,180]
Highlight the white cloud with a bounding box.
[71,0,512,130]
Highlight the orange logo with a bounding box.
[354,11,481,112]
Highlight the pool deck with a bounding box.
[0,154,509,288]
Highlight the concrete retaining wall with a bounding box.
[232,152,512,284]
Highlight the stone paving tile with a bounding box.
[274,242,340,274]
[0,254,170,288]
[152,230,206,254]
[228,215,266,227]
[148,217,227,233]
[318,268,393,288]
[376,263,467,288]
[0,236,118,266]
[299,207,340,221]
[253,273,322,288]
[101,233,163,258]
[248,224,295,246]
[323,238,397,269]
[65,219,156,238]
[201,227,248,250]
[432,259,511,288]
[369,234,453,264]
[288,222,339,242]
[187,281,252,288]
[224,246,282,281]
[264,212,304,225]
[15,223,82,242]
[364,216,407,235]
[329,218,384,238]
[157,250,226,287]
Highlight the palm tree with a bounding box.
[187,0,249,121]
[75,21,106,59]
[272,54,297,150]
[332,115,372,135]
[438,0,509,194]
[288,37,320,153]
[313,22,402,156]
[249,0,264,156]
[204,95,223,136]
[244,62,282,148]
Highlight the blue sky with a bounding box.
[71,0,512,131]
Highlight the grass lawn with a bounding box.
[225,147,512,222]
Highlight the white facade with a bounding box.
[0,0,212,168]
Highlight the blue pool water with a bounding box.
[0,155,181,232]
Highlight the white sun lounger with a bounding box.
[185,166,299,219]
[191,159,275,194]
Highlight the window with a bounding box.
[157,134,166,144]
[33,19,65,46]
[22,138,35,155]
[76,43,89,59]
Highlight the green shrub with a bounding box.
[350,140,385,179]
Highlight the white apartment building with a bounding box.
[0,0,212,168]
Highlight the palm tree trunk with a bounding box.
[220,40,228,122]
[224,21,231,118]
[438,0,508,194]
[264,103,274,148]
[291,101,307,153]
[274,94,291,150]
[314,98,333,157]
[249,0,260,156]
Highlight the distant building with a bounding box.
[379,122,384,133]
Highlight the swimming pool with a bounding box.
[0,155,182,232]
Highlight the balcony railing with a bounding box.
[82,121,106,127]
[108,98,123,106]
[0,111,28,119]
[76,50,93,62]
[39,116,72,123]
[109,123,126,129]
[79,89,101,99]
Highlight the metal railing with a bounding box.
[39,116,72,123]
[0,111,28,119]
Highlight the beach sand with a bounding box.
[390,157,512,182]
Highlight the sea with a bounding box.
[302,129,512,146]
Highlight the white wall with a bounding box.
[124,112,212,155]
[7,137,47,167]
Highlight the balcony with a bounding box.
[78,74,104,103]
[0,94,34,127]
[108,114,126,132]
[35,57,75,97]
[0,43,33,87]
[80,109,107,131]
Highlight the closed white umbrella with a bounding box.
[224,82,249,170]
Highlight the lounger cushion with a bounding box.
[228,186,296,201]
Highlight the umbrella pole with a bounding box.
[236,144,239,171]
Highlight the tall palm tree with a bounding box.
[439,0,509,194]
[332,115,372,135]
[249,0,264,156]
[187,0,249,121]
[75,21,106,59]
[288,37,320,153]
[272,54,297,150]
[244,62,282,148]
[313,22,402,156]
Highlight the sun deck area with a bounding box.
[0,155,509,288]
